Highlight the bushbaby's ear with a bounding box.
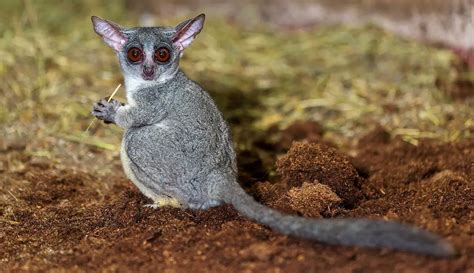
[172,14,205,51]
[91,16,127,51]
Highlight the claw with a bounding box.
[144,204,160,209]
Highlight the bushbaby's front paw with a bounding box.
[91,98,122,124]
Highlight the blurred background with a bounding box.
[0,0,473,174]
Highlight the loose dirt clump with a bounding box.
[276,142,363,207]
[288,182,342,218]
[252,181,342,218]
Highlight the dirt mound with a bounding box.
[276,142,363,207]
[421,170,473,218]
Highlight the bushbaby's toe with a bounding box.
[144,204,160,209]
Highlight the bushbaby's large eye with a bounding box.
[127,47,142,63]
[154,47,171,63]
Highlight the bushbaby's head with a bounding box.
[91,14,204,88]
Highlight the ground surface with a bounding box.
[1,1,473,272]
[1,125,473,273]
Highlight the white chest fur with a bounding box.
[123,69,178,99]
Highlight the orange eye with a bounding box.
[127,47,142,63]
[154,47,171,63]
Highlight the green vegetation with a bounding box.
[0,0,472,159]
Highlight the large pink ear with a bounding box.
[91,16,127,51]
[172,14,205,51]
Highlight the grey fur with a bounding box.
[91,14,455,257]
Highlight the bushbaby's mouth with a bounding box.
[142,74,155,81]
[142,67,155,80]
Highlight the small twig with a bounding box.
[85,83,122,133]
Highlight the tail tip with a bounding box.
[433,240,457,258]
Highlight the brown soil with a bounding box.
[276,142,363,207]
[1,127,473,272]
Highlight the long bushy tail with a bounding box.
[220,183,455,257]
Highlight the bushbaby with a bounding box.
[90,14,454,257]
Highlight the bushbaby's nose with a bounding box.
[143,66,155,77]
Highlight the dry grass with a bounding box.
[0,0,472,164]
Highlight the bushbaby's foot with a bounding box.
[144,197,181,209]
